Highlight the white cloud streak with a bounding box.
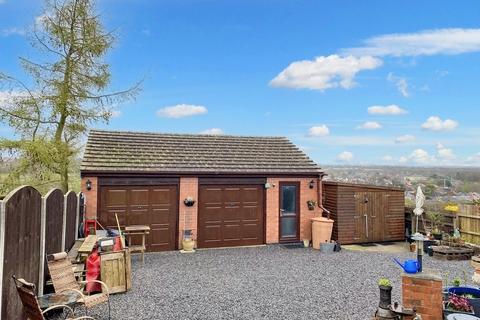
[200,128,224,135]
[395,134,416,144]
[1,27,25,37]
[270,54,382,91]
[343,28,480,57]
[387,73,409,97]
[156,104,207,119]
[357,121,382,130]
[368,104,407,115]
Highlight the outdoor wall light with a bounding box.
[309,180,315,189]
[264,183,272,189]
[86,179,92,191]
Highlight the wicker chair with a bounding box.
[47,252,110,319]
[12,276,94,320]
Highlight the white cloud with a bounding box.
[409,149,434,164]
[157,104,207,118]
[343,28,480,57]
[200,128,224,135]
[422,116,458,131]
[436,143,455,160]
[395,134,416,144]
[337,151,354,162]
[357,121,382,130]
[1,27,25,37]
[387,73,409,97]
[368,104,407,115]
[382,155,393,161]
[399,156,408,164]
[307,125,330,137]
[270,54,382,91]
[467,153,480,164]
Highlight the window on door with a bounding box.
[279,183,299,242]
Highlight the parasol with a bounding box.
[412,186,425,236]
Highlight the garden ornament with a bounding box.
[393,258,419,274]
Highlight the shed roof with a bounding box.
[81,129,323,175]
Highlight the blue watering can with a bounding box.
[393,258,419,274]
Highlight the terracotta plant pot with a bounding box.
[182,239,195,252]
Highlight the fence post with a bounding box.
[0,200,5,317]
[62,194,67,251]
[75,193,81,240]
[38,195,47,296]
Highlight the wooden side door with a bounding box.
[354,191,367,242]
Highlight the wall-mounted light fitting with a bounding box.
[264,183,272,189]
[309,180,315,189]
[86,179,92,191]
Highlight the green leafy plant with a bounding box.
[306,200,317,208]
[378,278,392,287]
[452,277,462,287]
[427,211,443,233]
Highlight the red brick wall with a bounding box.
[81,176,98,219]
[81,175,323,248]
[402,271,443,320]
[265,177,323,244]
[178,177,199,248]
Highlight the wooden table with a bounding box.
[124,225,150,264]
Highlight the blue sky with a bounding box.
[1,0,480,166]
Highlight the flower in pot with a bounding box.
[306,200,317,211]
[444,293,474,316]
[378,278,393,309]
[184,197,195,207]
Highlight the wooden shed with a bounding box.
[323,181,405,244]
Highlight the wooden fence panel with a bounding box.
[65,191,77,251]
[0,186,42,319]
[44,189,64,256]
[458,204,480,244]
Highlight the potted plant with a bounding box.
[378,278,392,309]
[427,211,443,240]
[183,197,195,207]
[306,200,317,211]
[182,229,195,252]
[444,294,475,317]
[303,239,310,248]
[448,286,480,316]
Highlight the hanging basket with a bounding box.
[184,198,195,207]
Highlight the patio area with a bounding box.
[88,244,474,320]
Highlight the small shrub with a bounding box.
[378,278,392,287]
[452,277,462,287]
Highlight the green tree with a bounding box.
[0,0,140,192]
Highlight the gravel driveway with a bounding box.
[89,245,473,320]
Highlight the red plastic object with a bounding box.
[84,219,97,236]
[85,248,101,293]
[113,236,123,251]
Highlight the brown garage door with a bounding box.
[198,184,264,248]
[99,186,178,251]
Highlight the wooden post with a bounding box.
[62,194,67,251]
[75,193,81,240]
[38,196,47,295]
[0,199,5,317]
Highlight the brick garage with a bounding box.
[81,130,325,251]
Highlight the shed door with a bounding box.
[99,186,178,251]
[354,191,386,242]
[198,185,264,248]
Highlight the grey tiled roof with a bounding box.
[81,130,323,174]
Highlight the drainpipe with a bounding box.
[317,173,331,219]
